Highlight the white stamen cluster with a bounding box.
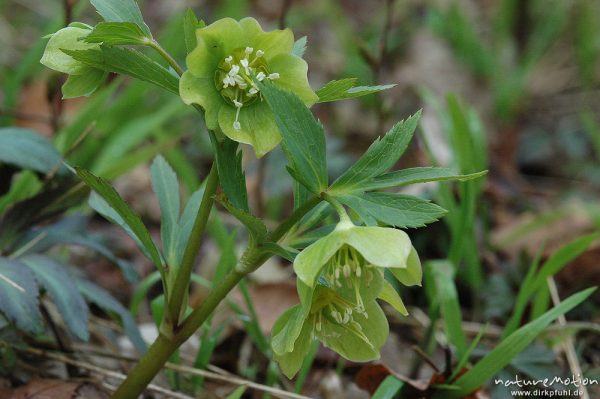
[218,47,280,130]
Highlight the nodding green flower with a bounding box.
[179,17,318,157]
[271,280,388,379]
[40,24,106,98]
[293,220,422,309]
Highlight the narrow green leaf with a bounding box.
[84,21,150,45]
[258,80,327,194]
[150,156,181,267]
[62,47,179,94]
[502,234,597,338]
[21,255,89,341]
[339,192,447,228]
[0,258,42,335]
[0,171,42,215]
[76,167,164,276]
[372,375,404,399]
[89,0,151,37]
[174,185,205,267]
[225,386,246,399]
[77,279,147,354]
[0,128,61,173]
[443,287,596,398]
[425,261,468,358]
[361,167,487,191]
[211,135,248,211]
[316,78,396,103]
[61,67,106,99]
[331,112,421,192]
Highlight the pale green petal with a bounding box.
[218,101,281,158]
[195,17,244,56]
[273,312,313,379]
[61,67,106,99]
[238,17,263,42]
[269,53,318,106]
[293,229,348,287]
[179,71,223,130]
[346,226,412,269]
[320,300,388,361]
[41,26,97,75]
[378,279,409,316]
[185,39,222,78]
[335,266,383,303]
[389,246,422,286]
[271,305,307,355]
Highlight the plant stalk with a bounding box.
[167,163,219,324]
[111,197,320,398]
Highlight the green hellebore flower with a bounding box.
[293,220,422,309]
[40,24,107,99]
[179,17,318,157]
[271,279,388,379]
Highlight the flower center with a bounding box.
[324,246,375,314]
[214,47,280,131]
[310,289,374,348]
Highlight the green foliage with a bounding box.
[361,167,487,191]
[330,112,420,192]
[211,135,249,212]
[259,80,328,193]
[372,376,404,399]
[316,78,396,103]
[0,258,43,335]
[62,47,179,94]
[0,128,62,173]
[85,21,151,45]
[89,0,151,37]
[435,287,596,398]
[78,168,165,276]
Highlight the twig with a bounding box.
[52,346,312,399]
[548,277,589,399]
[23,347,194,399]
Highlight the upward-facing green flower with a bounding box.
[179,17,318,157]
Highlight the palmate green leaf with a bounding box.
[211,135,248,212]
[0,128,62,173]
[0,258,42,335]
[339,192,447,228]
[259,80,327,194]
[76,167,165,276]
[150,156,180,267]
[438,287,597,398]
[331,112,421,192]
[61,67,107,99]
[89,0,151,37]
[360,167,488,191]
[62,47,179,94]
[316,78,396,103]
[76,279,147,354]
[20,255,89,341]
[84,21,150,46]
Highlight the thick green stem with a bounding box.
[167,163,219,325]
[111,197,320,398]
